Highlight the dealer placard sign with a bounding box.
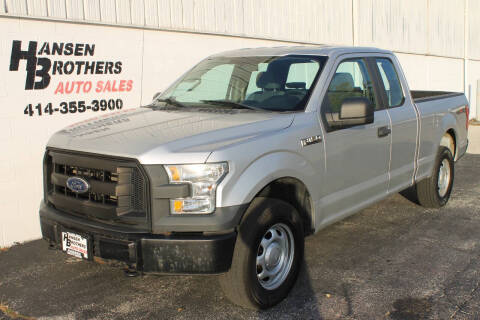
[0,20,145,248]
[3,26,142,120]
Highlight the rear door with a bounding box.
[318,56,391,223]
[373,56,418,192]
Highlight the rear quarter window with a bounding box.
[376,58,404,107]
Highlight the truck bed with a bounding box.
[411,90,464,102]
[413,90,469,181]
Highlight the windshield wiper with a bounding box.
[201,100,266,112]
[155,97,188,109]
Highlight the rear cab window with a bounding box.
[285,61,320,90]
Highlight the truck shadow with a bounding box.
[249,255,353,319]
[250,261,324,319]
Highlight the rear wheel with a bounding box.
[220,197,304,309]
[415,146,454,208]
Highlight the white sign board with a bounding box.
[0,19,143,246]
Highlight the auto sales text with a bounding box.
[9,40,131,93]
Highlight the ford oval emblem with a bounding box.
[66,177,90,194]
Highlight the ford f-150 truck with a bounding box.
[40,46,469,309]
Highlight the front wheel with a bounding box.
[220,197,304,309]
[416,146,455,208]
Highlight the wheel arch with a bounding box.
[215,150,319,235]
[440,128,457,159]
[252,177,314,236]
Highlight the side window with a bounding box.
[325,59,377,113]
[376,58,404,107]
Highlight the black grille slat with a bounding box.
[51,172,123,195]
[102,169,106,205]
[50,152,118,172]
[47,194,118,220]
[130,168,145,211]
[45,150,147,226]
[52,160,56,194]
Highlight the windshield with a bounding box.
[157,55,327,112]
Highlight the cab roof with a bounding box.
[209,45,393,58]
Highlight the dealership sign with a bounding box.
[6,38,139,118]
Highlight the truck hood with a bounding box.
[47,107,295,164]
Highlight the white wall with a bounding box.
[1,0,478,117]
[0,16,293,247]
[0,18,142,246]
[467,0,480,119]
[0,0,479,247]
[396,53,464,92]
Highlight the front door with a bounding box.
[318,57,391,224]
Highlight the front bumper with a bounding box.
[40,202,236,274]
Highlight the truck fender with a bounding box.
[216,151,317,209]
[439,113,457,156]
[421,114,457,179]
[440,131,455,157]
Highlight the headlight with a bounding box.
[164,163,228,214]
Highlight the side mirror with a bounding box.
[336,97,374,127]
[152,92,162,100]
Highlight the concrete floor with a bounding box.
[1,154,479,320]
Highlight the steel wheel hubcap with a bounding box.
[438,158,451,197]
[256,223,295,290]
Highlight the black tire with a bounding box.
[416,146,454,208]
[219,197,304,309]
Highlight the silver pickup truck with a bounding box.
[40,46,469,309]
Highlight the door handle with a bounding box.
[378,126,391,138]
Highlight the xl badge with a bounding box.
[300,135,322,147]
[66,177,90,194]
